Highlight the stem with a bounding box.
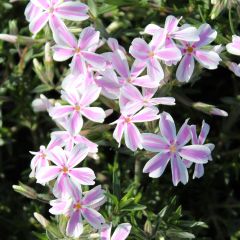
[228,7,235,35]
[134,154,141,185]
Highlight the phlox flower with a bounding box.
[49,185,106,238]
[49,86,106,135]
[100,223,132,240]
[120,84,175,114]
[52,26,106,75]
[25,0,89,35]
[107,38,126,54]
[142,112,211,186]
[111,108,160,151]
[144,15,199,50]
[129,33,182,83]
[29,138,61,178]
[228,62,240,77]
[37,144,96,197]
[176,23,221,82]
[226,35,240,56]
[184,121,214,179]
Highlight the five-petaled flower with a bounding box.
[142,112,211,186]
[25,0,89,35]
[49,86,106,135]
[37,144,96,197]
[176,23,221,82]
[49,185,106,238]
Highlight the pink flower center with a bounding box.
[127,77,133,83]
[169,144,177,153]
[40,153,46,159]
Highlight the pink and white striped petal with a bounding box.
[112,50,130,78]
[66,211,83,238]
[159,112,176,143]
[81,107,106,123]
[179,145,210,163]
[81,207,105,229]
[50,105,74,119]
[67,144,89,168]
[129,38,150,60]
[69,167,95,185]
[124,123,142,151]
[82,185,106,207]
[194,50,221,69]
[111,223,132,240]
[36,166,61,184]
[56,2,89,21]
[132,108,159,123]
[176,54,195,82]
[52,45,74,61]
[171,154,189,186]
[47,146,67,166]
[29,12,49,34]
[31,0,49,9]
[143,152,171,178]
[142,133,169,152]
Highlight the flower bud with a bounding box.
[12,182,37,199]
[193,102,228,117]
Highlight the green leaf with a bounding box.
[32,84,53,93]
[166,229,195,239]
[120,203,146,212]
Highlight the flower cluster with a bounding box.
[25,0,225,238]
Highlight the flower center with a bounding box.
[127,77,133,83]
[148,51,155,57]
[48,7,54,13]
[40,153,46,159]
[74,202,82,210]
[169,144,177,153]
[75,105,81,111]
[187,46,194,54]
[62,166,68,173]
[75,47,81,54]
[124,117,131,123]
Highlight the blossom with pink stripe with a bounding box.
[176,23,221,82]
[142,112,211,186]
[36,144,96,197]
[52,26,106,75]
[49,185,106,238]
[25,0,89,35]
[49,86,106,135]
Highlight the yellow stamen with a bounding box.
[169,144,177,153]
[75,47,81,54]
[75,105,81,111]
[187,46,194,53]
[125,117,131,123]
[62,166,68,173]
[148,51,155,57]
[74,202,82,210]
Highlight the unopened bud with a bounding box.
[34,212,49,228]
[193,102,228,117]
[0,34,17,43]
[33,58,47,84]
[13,182,37,199]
